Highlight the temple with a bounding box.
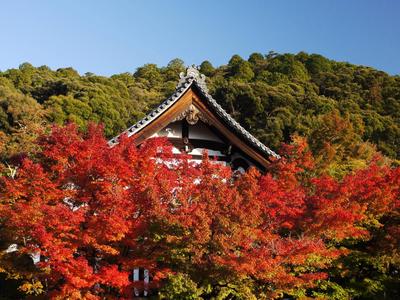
[110,66,279,172]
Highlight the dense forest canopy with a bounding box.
[1,52,399,174]
[1,52,400,180]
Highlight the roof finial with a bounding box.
[186,65,200,77]
[178,65,208,92]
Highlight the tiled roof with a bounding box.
[109,66,280,159]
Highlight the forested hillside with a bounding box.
[1,52,399,176]
[0,52,399,299]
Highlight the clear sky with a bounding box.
[1,0,399,76]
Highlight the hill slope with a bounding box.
[1,52,399,174]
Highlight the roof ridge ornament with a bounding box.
[178,65,208,93]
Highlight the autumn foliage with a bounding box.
[0,124,399,299]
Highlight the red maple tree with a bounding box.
[0,124,398,299]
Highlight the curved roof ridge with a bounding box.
[191,80,280,159]
[108,73,195,145]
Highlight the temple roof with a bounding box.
[109,66,280,160]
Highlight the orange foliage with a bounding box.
[0,124,398,298]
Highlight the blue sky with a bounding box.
[0,0,399,75]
